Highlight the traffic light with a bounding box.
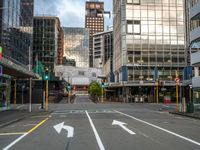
[44,68,49,80]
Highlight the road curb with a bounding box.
[169,112,200,120]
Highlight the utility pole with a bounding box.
[189,85,192,103]
[101,86,104,103]
[14,79,17,109]
[156,79,159,104]
[45,79,48,111]
[175,71,179,112]
[44,68,49,111]
[29,78,32,112]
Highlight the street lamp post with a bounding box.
[189,84,192,103]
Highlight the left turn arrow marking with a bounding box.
[54,122,74,138]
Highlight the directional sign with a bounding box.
[54,122,74,138]
[112,120,136,135]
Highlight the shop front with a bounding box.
[0,75,11,111]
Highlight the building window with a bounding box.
[127,0,140,4]
[78,71,85,76]
[127,20,141,34]
[92,73,96,77]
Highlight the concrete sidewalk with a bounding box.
[0,105,50,128]
[170,111,200,120]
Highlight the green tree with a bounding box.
[89,81,102,98]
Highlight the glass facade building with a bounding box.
[0,0,34,67]
[0,0,34,109]
[33,16,61,76]
[63,27,89,68]
[113,0,186,83]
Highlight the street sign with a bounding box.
[175,78,180,83]
[67,85,71,90]
[101,83,108,88]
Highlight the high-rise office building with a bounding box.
[189,0,200,49]
[20,0,34,26]
[113,0,186,101]
[93,30,113,82]
[63,27,89,68]
[93,31,113,68]
[85,1,104,67]
[0,0,34,66]
[189,0,200,103]
[57,27,64,65]
[0,0,34,108]
[33,16,61,77]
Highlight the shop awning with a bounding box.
[1,57,39,78]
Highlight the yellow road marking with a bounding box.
[0,132,26,136]
[27,117,49,134]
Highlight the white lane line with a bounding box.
[0,132,26,136]
[85,110,105,150]
[3,133,28,150]
[115,110,200,146]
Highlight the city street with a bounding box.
[0,95,200,150]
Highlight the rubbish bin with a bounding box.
[187,102,194,113]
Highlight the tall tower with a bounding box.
[85,0,104,67]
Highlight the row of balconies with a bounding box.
[190,0,200,42]
[191,51,200,88]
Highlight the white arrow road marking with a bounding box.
[112,120,136,135]
[54,122,74,138]
[115,110,200,146]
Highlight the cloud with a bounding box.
[34,0,112,27]
[54,0,85,27]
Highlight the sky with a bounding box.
[34,0,113,28]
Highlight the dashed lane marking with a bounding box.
[52,110,115,115]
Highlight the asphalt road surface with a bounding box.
[1,95,200,150]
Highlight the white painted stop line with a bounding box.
[115,110,200,146]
